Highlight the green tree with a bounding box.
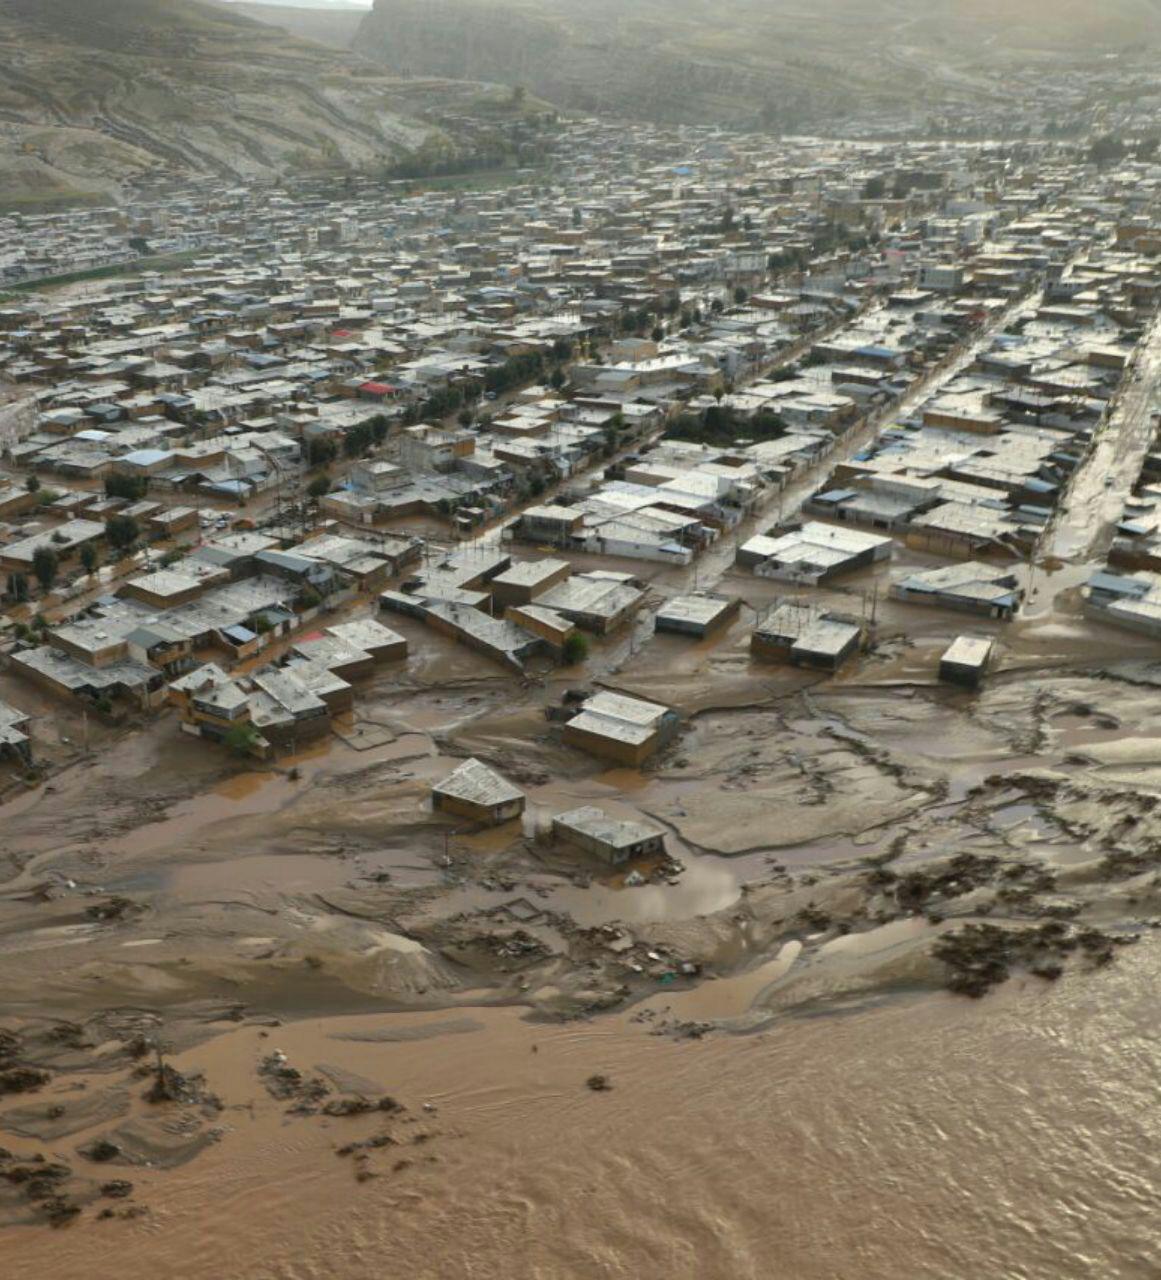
[105,514,140,552]
[79,544,98,576]
[342,422,376,458]
[24,474,39,493]
[307,475,331,500]
[862,175,887,199]
[105,472,149,501]
[32,545,58,592]
[562,632,589,665]
[733,285,748,306]
[549,366,566,391]
[307,437,338,469]
[224,722,262,757]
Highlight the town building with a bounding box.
[552,806,665,866]
[431,758,526,826]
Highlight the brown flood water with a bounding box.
[9,945,1161,1280]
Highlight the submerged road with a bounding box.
[671,284,1048,596]
[1038,308,1161,568]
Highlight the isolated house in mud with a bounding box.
[552,806,665,866]
[562,691,680,767]
[432,757,526,826]
[939,635,994,688]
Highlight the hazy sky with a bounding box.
[229,0,373,9]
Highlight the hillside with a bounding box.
[225,1,367,49]
[0,0,534,208]
[355,0,1161,130]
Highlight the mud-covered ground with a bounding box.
[5,558,1161,1248]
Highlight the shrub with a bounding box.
[562,633,589,665]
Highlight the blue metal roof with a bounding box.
[1087,571,1148,597]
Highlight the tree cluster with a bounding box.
[668,404,786,447]
[105,472,149,502]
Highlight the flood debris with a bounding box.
[0,1067,50,1096]
[84,896,144,923]
[933,921,1138,997]
[321,1095,404,1118]
[43,1022,90,1050]
[257,1051,330,1108]
[336,1133,398,1158]
[80,1139,121,1164]
[0,1150,82,1227]
[144,1063,193,1104]
[866,850,1059,916]
[141,1048,217,1111]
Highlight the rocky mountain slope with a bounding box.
[0,0,527,207]
[355,0,1161,130]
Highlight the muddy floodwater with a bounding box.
[7,957,1161,1280]
[6,588,1161,1276]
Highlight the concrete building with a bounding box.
[0,699,32,764]
[654,592,740,637]
[562,691,680,766]
[536,571,647,634]
[939,635,994,688]
[1083,570,1161,637]
[552,806,665,866]
[891,563,1022,619]
[737,522,893,584]
[751,602,863,671]
[489,557,571,609]
[505,603,577,651]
